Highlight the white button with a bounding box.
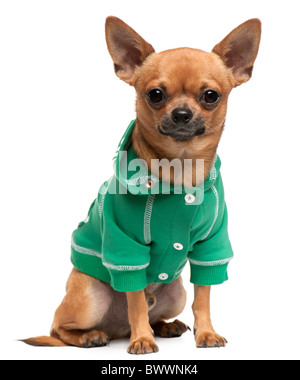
[158,273,169,280]
[173,242,183,250]
[185,193,196,204]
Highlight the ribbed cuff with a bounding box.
[110,269,148,292]
[190,263,229,285]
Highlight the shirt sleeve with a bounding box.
[101,193,151,292]
[188,188,234,286]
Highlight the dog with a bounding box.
[22,16,261,354]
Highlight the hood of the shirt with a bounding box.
[113,120,221,198]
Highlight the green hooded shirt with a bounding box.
[71,120,233,292]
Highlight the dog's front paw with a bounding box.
[195,330,227,348]
[127,337,159,355]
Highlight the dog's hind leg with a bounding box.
[51,268,112,347]
[23,268,112,347]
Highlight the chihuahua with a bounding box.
[23,16,261,354]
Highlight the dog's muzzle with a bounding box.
[158,110,206,142]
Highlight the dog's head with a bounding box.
[105,16,261,169]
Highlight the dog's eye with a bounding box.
[202,90,220,105]
[147,89,165,104]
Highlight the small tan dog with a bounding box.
[23,17,261,354]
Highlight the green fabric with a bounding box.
[71,120,233,292]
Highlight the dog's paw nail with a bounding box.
[82,339,90,348]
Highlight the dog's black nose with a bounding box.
[171,108,193,126]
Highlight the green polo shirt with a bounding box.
[71,120,233,292]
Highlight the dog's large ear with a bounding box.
[105,16,155,85]
[212,19,261,87]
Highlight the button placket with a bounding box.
[154,193,199,285]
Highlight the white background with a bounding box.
[1,0,300,360]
